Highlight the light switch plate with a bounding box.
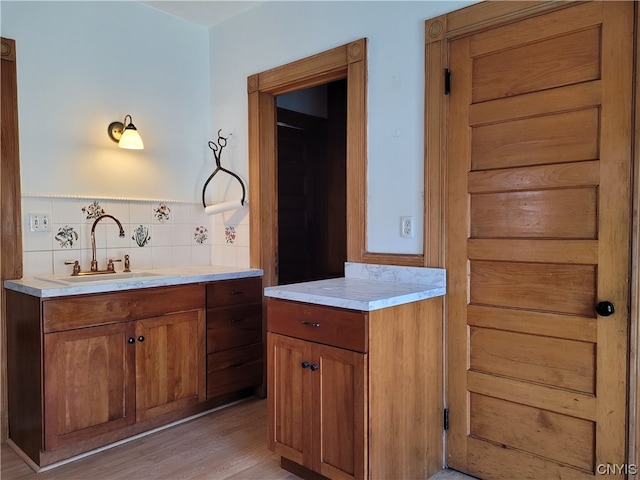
[29,213,51,232]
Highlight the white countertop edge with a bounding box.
[4,267,263,298]
[264,285,446,311]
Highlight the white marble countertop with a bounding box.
[264,262,446,311]
[4,265,263,298]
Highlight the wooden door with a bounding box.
[313,341,366,480]
[267,333,311,466]
[135,310,205,422]
[446,2,633,478]
[43,322,135,450]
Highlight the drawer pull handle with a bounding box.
[301,361,310,369]
[230,291,244,295]
[310,363,319,372]
[230,362,244,368]
[302,321,320,327]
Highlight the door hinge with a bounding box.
[443,408,449,431]
[444,69,451,95]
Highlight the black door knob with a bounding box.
[138,335,145,342]
[310,364,319,372]
[127,337,135,344]
[596,301,615,317]
[301,361,310,369]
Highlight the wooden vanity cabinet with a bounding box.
[7,283,207,467]
[206,277,263,399]
[267,296,442,480]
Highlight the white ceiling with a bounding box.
[141,1,265,27]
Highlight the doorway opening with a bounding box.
[276,80,347,285]
[247,38,367,288]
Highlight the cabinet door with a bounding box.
[267,333,312,467]
[43,322,135,450]
[135,310,206,422]
[268,333,368,479]
[313,342,367,480]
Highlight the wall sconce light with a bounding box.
[107,114,144,150]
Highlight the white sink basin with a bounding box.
[36,271,164,285]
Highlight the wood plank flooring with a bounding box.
[1,398,476,480]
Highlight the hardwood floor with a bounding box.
[1,398,476,480]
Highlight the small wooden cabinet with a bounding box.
[267,296,442,480]
[206,277,263,399]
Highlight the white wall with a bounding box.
[1,1,223,276]
[1,0,476,273]
[209,1,474,255]
[1,1,211,202]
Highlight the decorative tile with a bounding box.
[132,225,151,247]
[81,200,105,220]
[194,225,208,244]
[154,203,171,223]
[55,225,79,248]
[224,226,236,244]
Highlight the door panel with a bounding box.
[470,189,598,239]
[314,342,366,480]
[446,2,633,478]
[470,328,595,393]
[267,333,310,466]
[135,310,205,422]
[469,394,595,471]
[471,26,601,103]
[469,261,596,316]
[43,322,135,450]
[471,109,600,169]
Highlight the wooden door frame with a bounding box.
[1,36,23,443]
[248,38,426,289]
[425,0,640,471]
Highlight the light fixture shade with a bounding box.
[119,123,144,150]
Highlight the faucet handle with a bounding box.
[124,254,131,272]
[64,260,81,276]
[107,258,122,272]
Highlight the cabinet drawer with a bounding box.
[207,343,263,398]
[207,277,262,308]
[267,299,368,353]
[43,284,205,333]
[207,303,262,353]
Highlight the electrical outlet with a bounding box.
[400,216,413,238]
[29,213,51,232]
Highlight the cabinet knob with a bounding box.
[310,364,319,372]
[138,335,145,342]
[301,361,310,369]
[127,337,135,344]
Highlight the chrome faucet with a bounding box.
[90,214,125,272]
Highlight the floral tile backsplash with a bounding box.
[55,225,79,248]
[21,196,249,277]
